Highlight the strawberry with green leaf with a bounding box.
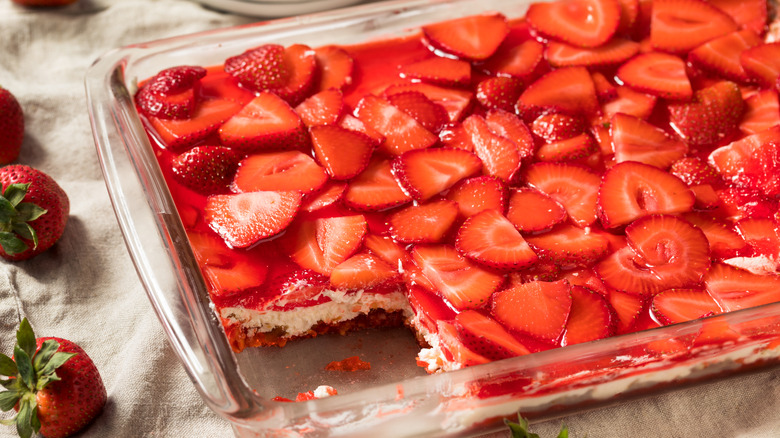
[1,318,106,438]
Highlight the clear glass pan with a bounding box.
[85,0,780,435]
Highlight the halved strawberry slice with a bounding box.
[668,157,719,186]
[530,113,586,143]
[330,253,401,289]
[463,115,522,181]
[343,157,411,211]
[388,199,459,243]
[545,38,640,68]
[171,145,240,194]
[524,162,601,227]
[148,98,243,152]
[601,86,657,120]
[224,44,289,92]
[455,209,538,269]
[705,262,780,312]
[561,286,615,346]
[490,280,573,343]
[536,133,597,162]
[681,211,747,259]
[384,83,474,122]
[455,310,531,360]
[598,161,694,228]
[392,147,482,201]
[525,223,611,267]
[270,44,317,105]
[740,89,780,135]
[616,52,692,100]
[592,72,617,103]
[688,29,761,83]
[436,320,490,367]
[439,123,474,151]
[708,0,768,37]
[136,65,207,119]
[355,94,437,156]
[709,125,780,197]
[484,109,536,160]
[740,42,780,88]
[608,289,645,333]
[475,77,524,112]
[231,150,328,194]
[616,0,640,34]
[561,268,609,295]
[282,214,368,275]
[301,181,347,213]
[596,246,663,295]
[611,113,687,168]
[411,244,504,310]
[478,39,546,81]
[527,0,621,48]
[516,67,600,122]
[716,186,779,221]
[294,88,345,127]
[364,234,412,267]
[399,57,471,86]
[218,92,306,152]
[506,188,567,233]
[735,217,780,260]
[204,190,302,248]
[202,260,268,299]
[313,45,354,92]
[339,114,384,146]
[186,230,233,268]
[651,288,723,325]
[407,285,457,334]
[669,81,745,146]
[650,0,737,54]
[310,125,374,180]
[386,91,449,134]
[421,13,510,61]
[446,175,507,218]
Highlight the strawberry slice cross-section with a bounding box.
[491,279,573,343]
[282,215,368,275]
[455,209,538,269]
[527,0,621,48]
[421,12,510,61]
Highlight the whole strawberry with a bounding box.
[0,319,106,438]
[0,165,69,261]
[0,86,24,165]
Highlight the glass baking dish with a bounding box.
[85,0,780,435]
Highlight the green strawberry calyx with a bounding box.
[0,318,75,438]
[506,413,571,438]
[0,184,47,256]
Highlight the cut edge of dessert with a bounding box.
[134,0,780,379]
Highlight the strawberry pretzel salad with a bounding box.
[134,0,780,377]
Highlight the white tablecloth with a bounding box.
[0,1,779,437]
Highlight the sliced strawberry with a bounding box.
[313,45,354,92]
[561,268,609,295]
[598,161,694,228]
[421,13,510,61]
[705,262,780,311]
[148,98,243,152]
[218,92,306,152]
[530,113,586,143]
[455,310,531,360]
[690,184,720,210]
[608,289,645,333]
[232,150,328,194]
[136,65,206,119]
[689,29,761,83]
[682,211,747,259]
[616,0,640,34]
[386,91,449,134]
[271,44,317,105]
[204,190,302,248]
[740,42,780,88]
[735,217,780,260]
[388,199,459,243]
[355,95,437,156]
[601,86,657,120]
[616,52,692,100]
[525,223,611,267]
[282,215,368,275]
[651,288,722,325]
[343,157,411,211]
[708,0,768,36]
[650,0,738,54]
[301,181,347,212]
[463,115,522,181]
[716,186,778,220]
[310,125,374,180]
[596,246,663,295]
[561,286,615,346]
[506,188,567,233]
[524,162,601,227]
[478,39,546,81]
[330,253,401,289]
[338,114,385,146]
[527,0,621,48]
[740,89,780,135]
[384,83,474,122]
[475,77,524,112]
[399,57,471,86]
[709,125,780,197]
[545,38,640,68]
[455,209,538,269]
[669,157,719,186]
[202,260,268,298]
[171,145,240,194]
[392,147,482,201]
[407,285,457,334]
[439,123,474,151]
[294,89,344,127]
[611,113,687,168]
[516,67,600,122]
[669,81,745,146]
[411,244,504,310]
[592,71,618,103]
[484,109,536,160]
[364,234,412,267]
[436,320,490,367]
[445,176,507,218]
[186,230,233,267]
[491,280,573,343]
[224,44,289,92]
[536,133,597,162]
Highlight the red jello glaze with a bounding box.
[137,0,780,369]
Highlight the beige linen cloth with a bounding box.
[1,1,780,437]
